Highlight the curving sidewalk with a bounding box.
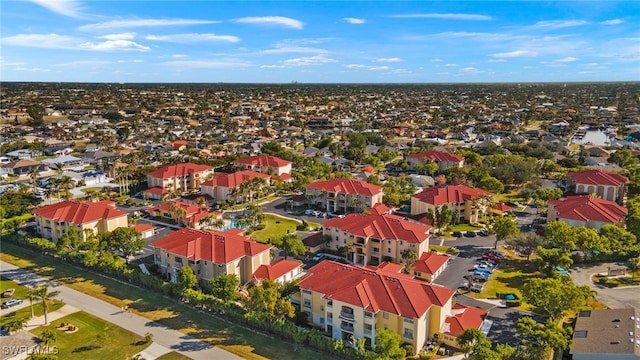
[0,260,241,360]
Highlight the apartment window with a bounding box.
[303,289,312,295]
[303,299,311,308]
[403,328,414,340]
[383,312,389,320]
[175,257,182,263]
[364,311,373,318]
[364,324,373,335]
[343,239,347,244]
[400,241,403,245]
[320,317,325,325]
[404,318,414,324]
[387,248,391,253]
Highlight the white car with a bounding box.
[1,299,23,309]
[304,209,314,216]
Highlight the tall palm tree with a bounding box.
[37,285,60,325]
[27,287,39,319]
[39,329,56,354]
[28,166,41,193]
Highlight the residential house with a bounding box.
[2,159,44,176]
[298,260,456,355]
[200,170,270,203]
[570,308,640,360]
[439,304,489,349]
[131,223,156,239]
[302,232,326,254]
[406,151,464,173]
[322,213,432,266]
[566,169,628,204]
[151,228,272,285]
[147,162,215,193]
[411,185,492,224]
[233,155,292,176]
[146,201,219,229]
[306,178,384,214]
[6,149,41,160]
[252,259,304,285]
[547,195,627,230]
[42,155,84,170]
[33,200,128,242]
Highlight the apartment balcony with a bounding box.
[340,307,355,321]
[340,322,355,333]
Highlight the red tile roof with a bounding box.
[201,170,269,188]
[4,159,41,168]
[299,261,455,318]
[323,213,431,244]
[253,259,302,282]
[567,169,628,187]
[147,201,213,224]
[233,155,291,168]
[151,228,271,264]
[369,203,394,215]
[144,186,168,195]
[306,178,383,196]
[413,252,450,275]
[33,200,127,224]
[548,195,627,224]
[442,303,488,337]
[407,151,464,163]
[412,185,492,206]
[147,162,213,179]
[131,223,155,233]
[493,202,514,212]
[302,232,324,248]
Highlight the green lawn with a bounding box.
[1,276,30,300]
[0,243,327,360]
[251,214,301,244]
[157,351,192,360]
[429,245,459,256]
[30,311,149,360]
[446,224,484,233]
[0,300,65,328]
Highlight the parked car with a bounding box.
[304,209,314,216]
[471,283,485,293]
[464,231,477,238]
[2,289,15,298]
[474,264,493,272]
[478,229,489,236]
[458,281,470,290]
[312,253,327,262]
[452,231,463,237]
[1,299,23,309]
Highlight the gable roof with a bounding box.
[147,162,213,179]
[3,159,41,169]
[324,213,431,243]
[299,261,455,319]
[571,308,638,356]
[33,200,127,224]
[407,151,464,163]
[413,252,450,275]
[441,303,488,337]
[252,259,302,282]
[306,178,383,196]
[233,155,291,168]
[548,195,627,224]
[567,169,628,187]
[151,228,271,264]
[412,185,492,206]
[201,170,269,188]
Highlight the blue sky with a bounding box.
[1,1,638,83]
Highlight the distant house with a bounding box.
[411,252,450,283]
[6,149,41,160]
[151,228,272,285]
[406,151,464,173]
[566,169,628,204]
[233,155,292,176]
[33,200,128,242]
[2,159,44,176]
[439,304,489,349]
[147,162,214,193]
[547,195,628,230]
[302,232,326,253]
[131,223,156,239]
[42,155,84,169]
[305,178,384,214]
[570,308,640,360]
[411,185,492,224]
[200,170,270,203]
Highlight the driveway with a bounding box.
[570,262,640,310]
[260,196,330,225]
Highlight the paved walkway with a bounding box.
[0,260,242,360]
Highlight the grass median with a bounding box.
[1,242,326,360]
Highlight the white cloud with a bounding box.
[491,50,538,58]
[487,59,506,63]
[555,57,579,63]
[460,67,481,74]
[345,64,366,68]
[445,63,458,67]
[146,33,241,43]
[172,54,188,58]
[80,19,218,31]
[344,17,365,24]
[282,55,336,66]
[234,16,303,30]
[28,0,84,18]
[163,60,252,68]
[431,58,443,62]
[78,39,150,51]
[262,46,328,54]
[344,64,391,71]
[14,67,51,72]
[600,19,623,25]
[368,66,390,71]
[52,60,110,67]
[390,13,492,21]
[1,33,79,49]
[260,64,286,68]
[102,33,136,41]
[375,57,403,62]
[529,20,589,30]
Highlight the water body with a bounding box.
[571,130,614,146]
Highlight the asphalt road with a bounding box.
[570,262,640,310]
[0,260,242,360]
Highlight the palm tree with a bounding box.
[27,287,39,319]
[38,329,56,354]
[4,317,28,334]
[629,256,640,281]
[37,285,60,325]
[28,166,40,193]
